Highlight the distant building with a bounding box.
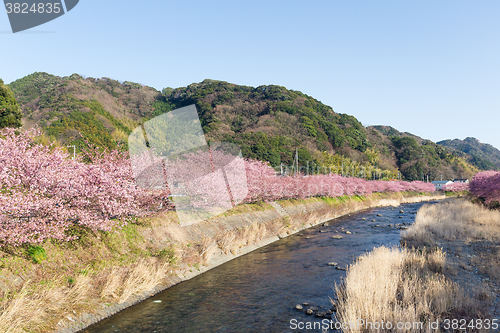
[452,179,469,183]
[431,180,453,190]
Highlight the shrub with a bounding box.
[26,245,47,264]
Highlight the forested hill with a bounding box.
[437,137,500,170]
[6,72,493,181]
[8,72,157,151]
[371,126,499,173]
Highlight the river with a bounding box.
[83,201,438,333]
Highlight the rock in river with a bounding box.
[315,311,327,318]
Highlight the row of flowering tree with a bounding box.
[442,181,470,193]
[0,128,168,245]
[1,128,435,245]
[243,158,434,202]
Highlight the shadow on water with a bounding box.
[83,201,439,333]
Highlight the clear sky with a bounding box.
[1,1,499,149]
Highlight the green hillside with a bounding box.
[368,126,479,180]
[9,72,157,150]
[6,73,487,181]
[437,137,500,170]
[0,78,22,128]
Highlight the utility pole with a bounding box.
[294,148,299,173]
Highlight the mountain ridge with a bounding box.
[6,72,496,180]
[437,137,500,170]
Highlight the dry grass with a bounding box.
[376,199,402,207]
[336,198,500,333]
[219,201,273,217]
[117,259,169,303]
[240,222,269,245]
[0,258,171,332]
[195,237,219,264]
[335,246,478,333]
[0,281,46,333]
[403,199,500,245]
[402,199,500,317]
[216,233,237,254]
[214,221,276,255]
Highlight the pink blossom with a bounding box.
[442,182,469,192]
[0,128,169,245]
[470,171,500,204]
[1,127,437,246]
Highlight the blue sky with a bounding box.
[1,1,499,149]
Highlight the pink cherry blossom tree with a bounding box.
[1,127,437,246]
[470,171,500,204]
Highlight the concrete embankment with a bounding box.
[54,192,446,333]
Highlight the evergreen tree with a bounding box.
[0,78,23,128]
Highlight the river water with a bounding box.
[83,201,438,333]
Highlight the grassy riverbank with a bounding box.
[335,198,500,332]
[0,191,440,332]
